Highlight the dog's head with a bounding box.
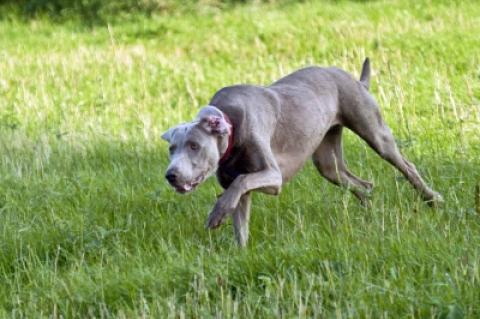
[162,105,232,193]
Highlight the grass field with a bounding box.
[1,0,480,317]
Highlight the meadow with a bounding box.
[0,0,479,317]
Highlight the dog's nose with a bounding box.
[165,171,178,184]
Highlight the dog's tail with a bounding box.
[359,58,370,90]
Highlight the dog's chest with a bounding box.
[216,148,259,189]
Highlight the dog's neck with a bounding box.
[219,112,234,164]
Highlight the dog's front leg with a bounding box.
[232,193,251,247]
[206,168,282,229]
[206,138,282,230]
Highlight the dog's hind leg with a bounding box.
[313,125,373,205]
[346,92,443,206]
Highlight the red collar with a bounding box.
[219,112,234,165]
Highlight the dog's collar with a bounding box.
[219,111,234,165]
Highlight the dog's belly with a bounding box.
[274,152,310,182]
[270,105,339,182]
[273,143,324,182]
[271,123,330,182]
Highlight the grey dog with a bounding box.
[162,59,443,246]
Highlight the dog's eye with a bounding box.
[169,145,176,153]
[189,142,200,151]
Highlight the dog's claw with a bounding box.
[359,196,372,208]
[426,192,444,208]
[205,217,223,229]
[205,191,238,229]
[206,210,227,229]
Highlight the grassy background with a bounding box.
[1,0,480,317]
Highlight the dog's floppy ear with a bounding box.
[200,115,230,135]
[197,105,231,136]
[161,127,176,142]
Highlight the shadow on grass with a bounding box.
[1,131,478,316]
[0,0,379,25]
[1,132,478,271]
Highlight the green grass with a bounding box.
[1,0,480,317]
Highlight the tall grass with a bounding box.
[0,0,479,317]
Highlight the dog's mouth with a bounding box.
[173,174,205,194]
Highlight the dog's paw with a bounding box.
[359,195,372,208]
[205,190,240,229]
[205,199,234,229]
[206,209,226,229]
[425,192,444,208]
